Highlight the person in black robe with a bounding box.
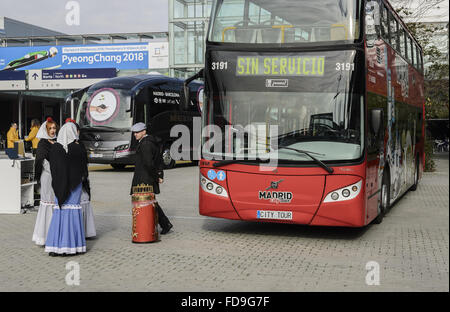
[130,122,173,234]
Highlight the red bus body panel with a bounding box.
[199,162,371,227]
[366,35,425,207]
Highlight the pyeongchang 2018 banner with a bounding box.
[0,42,150,71]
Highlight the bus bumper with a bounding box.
[199,166,367,227]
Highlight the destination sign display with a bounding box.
[209,50,360,93]
[236,55,326,77]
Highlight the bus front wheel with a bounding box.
[373,171,390,224]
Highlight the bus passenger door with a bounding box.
[130,87,149,151]
[134,87,149,125]
[367,108,384,222]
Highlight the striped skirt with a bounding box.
[45,184,86,255]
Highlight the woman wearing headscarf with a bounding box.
[25,119,41,156]
[45,122,87,256]
[31,118,58,246]
[65,118,96,239]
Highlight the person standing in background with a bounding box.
[7,122,19,148]
[25,119,41,156]
[32,118,58,246]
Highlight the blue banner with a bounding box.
[0,70,26,80]
[0,43,150,71]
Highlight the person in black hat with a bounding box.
[130,122,173,234]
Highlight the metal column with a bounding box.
[18,92,23,138]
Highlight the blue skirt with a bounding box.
[45,184,86,255]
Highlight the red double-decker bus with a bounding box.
[197,0,424,227]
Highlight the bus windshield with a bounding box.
[204,91,363,162]
[209,0,361,44]
[203,50,364,163]
[76,87,132,130]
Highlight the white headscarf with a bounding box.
[36,121,57,140]
[57,122,79,152]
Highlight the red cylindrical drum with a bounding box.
[131,184,159,243]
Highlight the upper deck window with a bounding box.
[411,40,416,67]
[389,13,399,51]
[208,0,361,44]
[380,4,389,40]
[399,28,406,59]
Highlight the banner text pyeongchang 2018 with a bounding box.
[0,43,150,71]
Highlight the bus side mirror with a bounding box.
[182,85,190,111]
[127,96,135,117]
[370,108,383,136]
[182,68,204,111]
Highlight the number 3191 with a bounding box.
[336,63,355,71]
[212,62,228,70]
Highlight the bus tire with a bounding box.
[162,147,176,169]
[410,157,420,191]
[373,171,390,224]
[111,164,126,170]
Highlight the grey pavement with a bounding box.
[0,154,448,292]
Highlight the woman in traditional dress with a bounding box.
[65,118,96,239]
[31,118,58,246]
[45,122,87,256]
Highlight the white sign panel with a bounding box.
[148,42,169,69]
[28,68,116,90]
[0,80,26,90]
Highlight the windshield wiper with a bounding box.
[213,158,270,168]
[275,146,334,174]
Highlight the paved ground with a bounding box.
[0,154,448,292]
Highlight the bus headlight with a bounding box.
[200,174,228,198]
[115,144,130,152]
[323,180,362,203]
[342,189,350,197]
[114,144,132,158]
[331,192,339,201]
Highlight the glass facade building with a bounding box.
[169,0,213,78]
